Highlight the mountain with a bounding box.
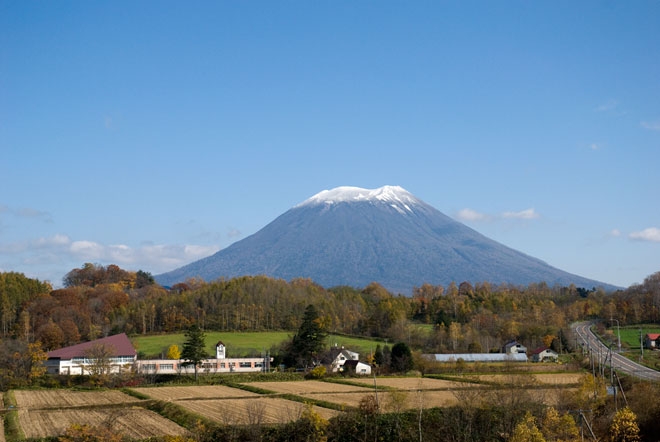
[156,185,617,293]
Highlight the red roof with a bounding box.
[646,333,660,340]
[47,333,136,359]
[531,346,550,355]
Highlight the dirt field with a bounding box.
[13,389,140,409]
[18,407,188,439]
[176,397,339,425]
[132,384,259,401]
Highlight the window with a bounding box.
[142,364,156,371]
[220,363,226,368]
[239,362,252,368]
[160,364,174,371]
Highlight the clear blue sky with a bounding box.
[1,1,658,289]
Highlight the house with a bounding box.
[46,333,137,375]
[502,341,527,354]
[530,347,558,362]
[644,333,660,350]
[424,353,528,363]
[343,360,372,375]
[321,346,359,373]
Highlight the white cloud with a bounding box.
[595,100,618,112]
[456,208,488,222]
[641,120,660,131]
[455,207,541,223]
[501,208,540,220]
[589,143,601,151]
[629,227,660,243]
[609,229,621,237]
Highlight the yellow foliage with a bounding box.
[609,407,641,442]
[541,407,580,442]
[166,344,181,360]
[59,424,123,442]
[509,412,546,442]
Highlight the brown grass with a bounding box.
[350,377,478,390]
[18,407,188,439]
[475,373,582,385]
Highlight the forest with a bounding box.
[2,263,660,371]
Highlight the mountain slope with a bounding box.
[156,186,617,293]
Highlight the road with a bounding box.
[572,321,660,382]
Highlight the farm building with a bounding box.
[644,333,660,349]
[321,346,360,373]
[423,353,528,363]
[342,360,372,375]
[502,340,527,354]
[46,333,137,375]
[530,347,559,362]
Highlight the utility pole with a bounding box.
[610,318,621,353]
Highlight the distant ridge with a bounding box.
[156,185,618,293]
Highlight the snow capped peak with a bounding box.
[297,185,420,214]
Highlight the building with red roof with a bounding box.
[46,333,137,375]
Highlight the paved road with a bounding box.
[572,321,660,382]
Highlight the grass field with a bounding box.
[606,326,660,348]
[132,331,385,358]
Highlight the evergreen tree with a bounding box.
[181,324,207,381]
[390,342,413,372]
[289,304,327,368]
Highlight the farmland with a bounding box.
[8,371,586,439]
[11,389,187,439]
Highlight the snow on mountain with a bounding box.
[297,185,419,214]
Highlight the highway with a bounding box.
[572,321,660,382]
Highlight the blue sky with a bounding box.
[1,1,658,289]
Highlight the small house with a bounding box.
[343,360,372,375]
[644,333,660,350]
[530,347,558,362]
[502,341,527,355]
[321,347,359,373]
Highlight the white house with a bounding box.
[502,341,527,354]
[530,347,559,362]
[321,347,360,373]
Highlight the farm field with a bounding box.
[474,373,583,386]
[132,384,260,401]
[176,397,339,425]
[18,408,188,439]
[13,389,140,409]
[243,380,374,396]
[350,376,477,390]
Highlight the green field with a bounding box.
[132,331,386,358]
[607,326,660,348]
